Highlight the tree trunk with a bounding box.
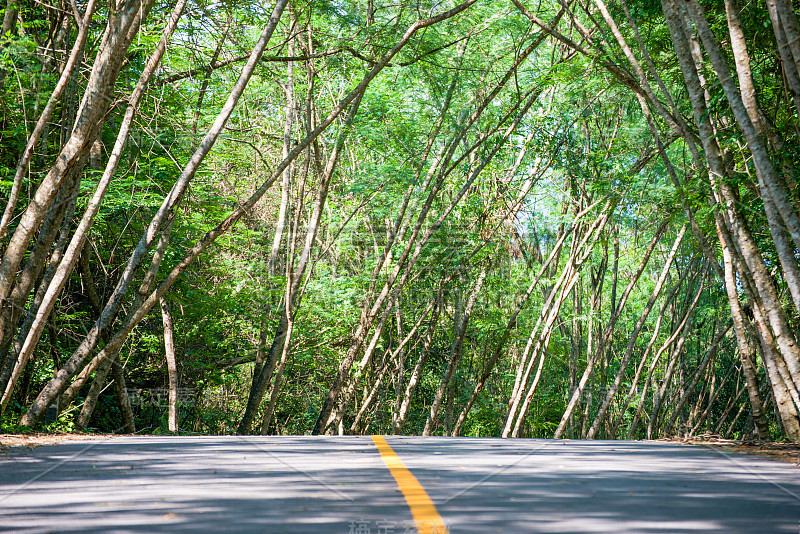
[22,0,294,427]
[111,360,135,433]
[1,0,187,415]
[259,304,296,435]
[689,362,738,436]
[766,0,800,119]
[1,0,19,38]
[0,0,150,308]
[268,19,295,278]
[683,0,800,314]
[554,218,669,438]
[314,26,545,434]
[503,202,610,436]
[423,266,486,435]
[239,90,365,435]
[587,224,686,439]
[664,325,731,436]
[0,0,98,243]
[75,357,114,429]
[0,174,80,411]
[719,225,771,440]
[393,293,444,434]
[160,297,178,433]
[626,271,706,438]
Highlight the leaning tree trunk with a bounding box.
[0,0,99,243]
[0,0,188,413]
[393,291,445,434]
[607,275,685,439]
[587,225,686,438]
[766,0,800,118]
[451,200,602,436]
[718,222,771,440]
[22,0,293,427]
[238,91,365,435]
[313,29,543,434]
[682,0,800,314]
[626,269,706,439]
[422,266,487,436]
[554,218,670,438]
[0,0,150,308]
[664,325,731,436]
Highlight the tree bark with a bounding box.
[111,360,135,433]
[393,292,444,434]
[422,266,486,435]
[506,209,611,437]
[0,0,98,244]
[683,0,800,314]
[664,325,731,436]
[766,0,800,118]
[0,0,149,308]
[587,224,686,439]
[160,297,178,433]
[719,222,772,440]
[22,0,292,427]
[238,90,365,435]
[1,0,188,414]
[75,357,114,429]
[451,202,600,437]
[313,33,544,434]
[554,218,670,438]
[0,174,80,411]
[626,269,706,439]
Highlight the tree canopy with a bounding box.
[1,0,799,442]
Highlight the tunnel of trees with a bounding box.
[1,0,800,441]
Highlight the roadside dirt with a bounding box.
[0,433,116,454]
[665,435,800,467]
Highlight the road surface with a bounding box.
[1,436,799,533]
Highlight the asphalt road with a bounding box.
[1,436,799,533]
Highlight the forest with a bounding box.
[1,0,799,442]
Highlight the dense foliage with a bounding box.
[1,0,799,442]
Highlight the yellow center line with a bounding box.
[371,435,449,534]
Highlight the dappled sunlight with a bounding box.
[2,437,799,533]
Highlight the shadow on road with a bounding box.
[1,436,799,533]
[389,437,800,533]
